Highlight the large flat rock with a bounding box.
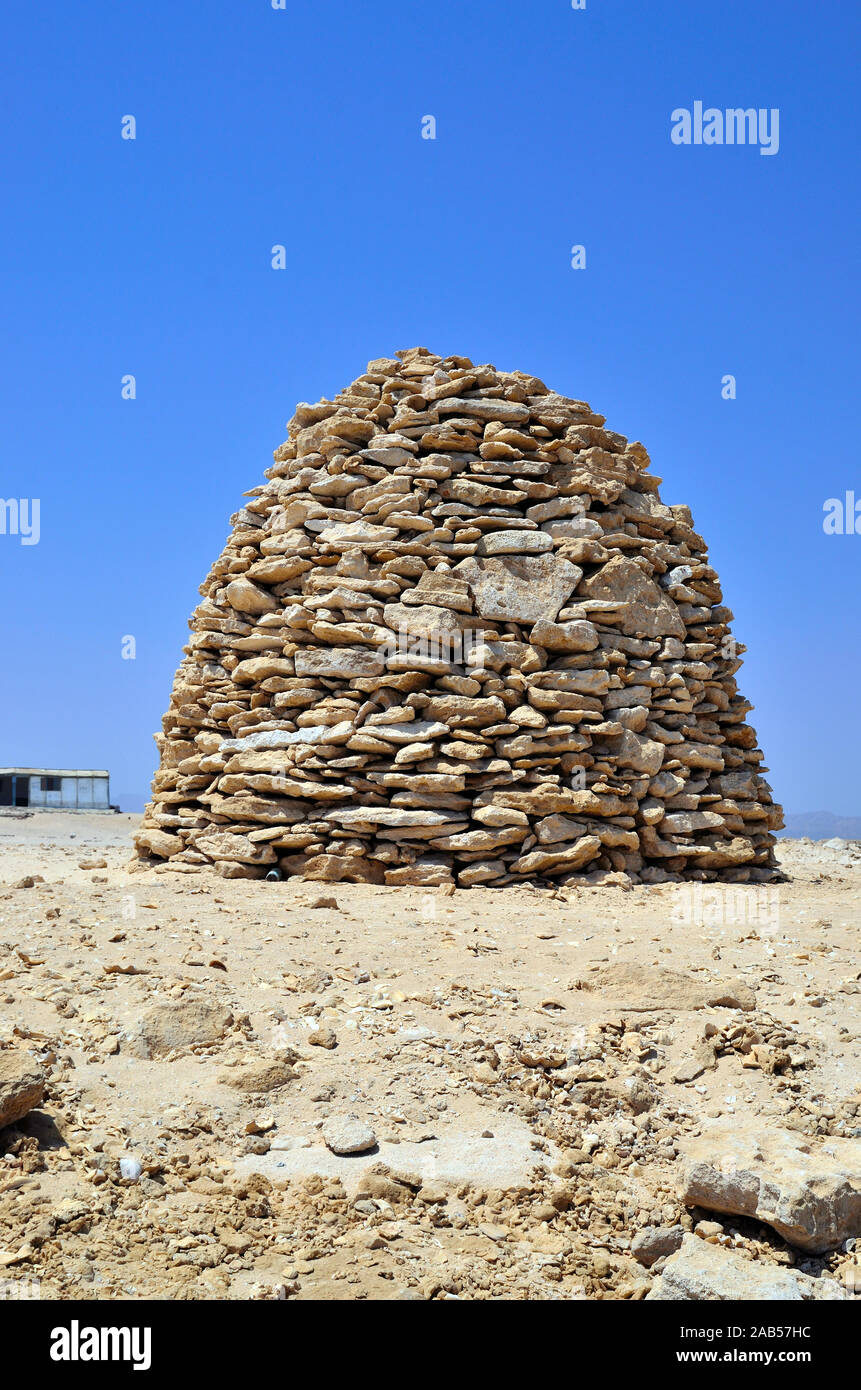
[680,1121,861,1253]
[235,1113,555,1195]
[455,554,581,624]
[130,998,235,1060]
[294,646,385,678]
[0,1052,46,1130]
[647,1234,849,1300]
[582,962,756,1012]
[581,554,685,638]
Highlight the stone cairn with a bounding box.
[135,347,783,886]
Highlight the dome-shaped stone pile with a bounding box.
[135,347,783,886]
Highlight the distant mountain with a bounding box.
[778,811,861,840]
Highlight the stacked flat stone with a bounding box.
[135,347,783,886]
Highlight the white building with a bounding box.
[0,768,112,811]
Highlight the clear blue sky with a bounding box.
[1,1,858,813]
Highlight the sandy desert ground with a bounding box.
[0,810,858,1301]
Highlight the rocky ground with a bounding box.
[0,811,858,1301]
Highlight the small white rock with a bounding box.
[322,1115,377,1155]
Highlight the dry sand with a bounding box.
[0,812,858,1300]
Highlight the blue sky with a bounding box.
[1,1,858,813]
